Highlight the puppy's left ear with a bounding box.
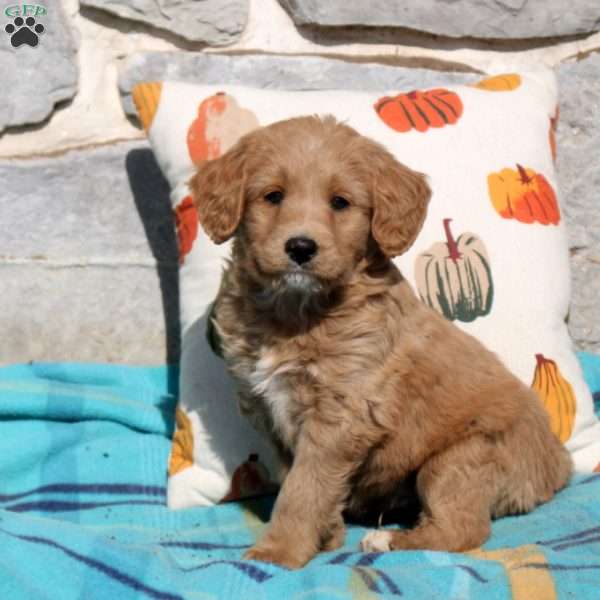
[370,145,431,257]
[188,139,247,244]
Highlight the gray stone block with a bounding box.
[558,53,600,352]
[279,0,600,39]
[0,264,177,365]
[569,253,600,354]
[0,3,78,133]
[80,0,248,45]
[0,142,174,261]
[0,141,180,364]
[118,53,475,117]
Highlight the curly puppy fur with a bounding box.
[189,116,572,569]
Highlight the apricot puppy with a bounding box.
[189,116,572,569]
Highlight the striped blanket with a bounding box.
[0,356,599,599]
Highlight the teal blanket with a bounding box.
[1,356,599,599]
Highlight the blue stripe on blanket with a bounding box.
[0,483,166,502]
[0,355,598,599]
[0,527,184,600]
[5,499,166,513]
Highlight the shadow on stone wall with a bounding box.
[125,147,181,365]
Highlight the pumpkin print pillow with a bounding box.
[132,70,600,509]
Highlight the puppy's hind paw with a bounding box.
[360,530,393,552]
[244,544,309,569]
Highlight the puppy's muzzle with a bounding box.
[285,237,318,266]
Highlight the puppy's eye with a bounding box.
[331,196,350,211]
[264,190,284,205]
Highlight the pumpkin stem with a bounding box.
[517,164,532,185]
[536,353,557,369]
[443,218,462,262]
[248,453,259,462]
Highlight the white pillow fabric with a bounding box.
[132,71,600,509]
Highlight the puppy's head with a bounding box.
[190,116,430,308]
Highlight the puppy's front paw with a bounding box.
[360,530,393,552]
[244,543,309,569]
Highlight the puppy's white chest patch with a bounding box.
[249,352,297,448]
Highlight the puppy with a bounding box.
[189,115,572,569]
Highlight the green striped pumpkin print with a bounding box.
[415,219,493,322]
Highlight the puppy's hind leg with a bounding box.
[362,435,497,553]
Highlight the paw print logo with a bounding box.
[5,16,45,48]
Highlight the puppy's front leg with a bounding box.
[244,425,357,569]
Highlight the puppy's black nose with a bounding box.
[285,237,318,265]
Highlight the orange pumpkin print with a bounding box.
[487,164,560,225]
[174,196,198,264]
[221,454,275,502]
[549,106,559,162]
[169,409,194,476]
[531,354,576,444]
[187,92,259,164]
[131,81,163,131]
[473,73,521,92]
[374,89,463,133]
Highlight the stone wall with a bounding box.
[1,0,599,364]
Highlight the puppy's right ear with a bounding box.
[188,140,247,244]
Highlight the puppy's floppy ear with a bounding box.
[188,139,247,244]
[369,144,431,257]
